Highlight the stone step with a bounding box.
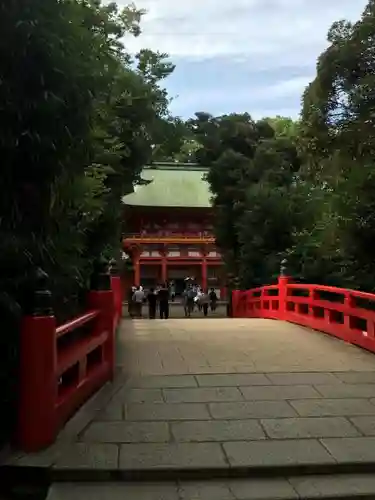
[3,461,375,484]
[45,474,375,500]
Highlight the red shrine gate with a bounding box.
[122,163,226,297]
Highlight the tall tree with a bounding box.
[0,0,177,444]
[293,0,375,291]
[190,111,301,286]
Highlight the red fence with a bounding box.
[17,275,122,452]
[111,275,123,329]
[233,276,375,354]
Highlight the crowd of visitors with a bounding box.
[127,281,218,319]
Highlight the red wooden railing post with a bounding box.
[232,290,240,317]
[111,275,122,327]
[89,259,115,380]
[278,259,289,320]
[110,258,123,329]
[17,269,57,452]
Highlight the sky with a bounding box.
[121,0,368,120]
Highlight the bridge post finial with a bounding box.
[109,257,119,276]
[29,267,54,316]
[280,258,288,277]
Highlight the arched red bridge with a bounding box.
[4,270,375,497]
[232,275,375,354]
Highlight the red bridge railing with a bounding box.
[232,275,375,354]
[17,270,122,452]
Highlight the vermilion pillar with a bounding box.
[277,275,288,320]
[161,257,167,284]
[132,246,140,287]
[202,260,207,291]
[134,257,140,286]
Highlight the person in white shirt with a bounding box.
[132,287,145,317]
[195,286,203,311]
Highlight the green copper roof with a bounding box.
[122,163,212,208]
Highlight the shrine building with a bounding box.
[122,162,225,297]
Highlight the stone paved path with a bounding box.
[6,318,375,481]
[123,303,227,319]
[117,318,375,375]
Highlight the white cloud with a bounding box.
[115,0,368,117]
[120,0,366,61]
[169,75,312,106]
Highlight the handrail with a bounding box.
[287,283,375,301]
[232,277,375,355]
[56,310,99,338]
[17,276,123,452]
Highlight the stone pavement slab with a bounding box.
[290,398,375,416]
[266,372,343,385]
[196,373,270,386]
[96,399,124,420]
[179,478,298,500]
[223,439,335,467]
[349,416,375,435]
[321,436,375,463]
[125,402,211,421]
[119,442,227,469]
[239,385,321,400]
[334,371,375,384]
[315,383,375,398]
[82,421,170,443]
[53,443,118,470]
[47,482,180,500]
[118,388,165,403]
[171,419,266,442]
[209,401,297,419]
[163,386,243,403]
[289,473,375,498]
[260,417,360,439]
[126,375,198,388]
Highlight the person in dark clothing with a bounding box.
[199,290,209,317]
[209,288,218,312]
[147,287,157,319]
[185,285,196,317]
[158,283,170,319]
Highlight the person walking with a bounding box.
[209,288,218,312]
[185,284,196,317]
[132,286,145,318]
[128,286,136,318]
[147,287,157,319]
[199,290,210,317]
[195,286,203,312]
[182,288,188,317]
[158,282,170,319]
[170,281,176,302]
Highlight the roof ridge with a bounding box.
[122,165,212,208]
[145,162,209,171]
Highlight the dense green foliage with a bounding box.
[0,0,176,445]
[194,1,375,293]
[1,0,176,318]
[184,112,301,288]
[290,1,375,291]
